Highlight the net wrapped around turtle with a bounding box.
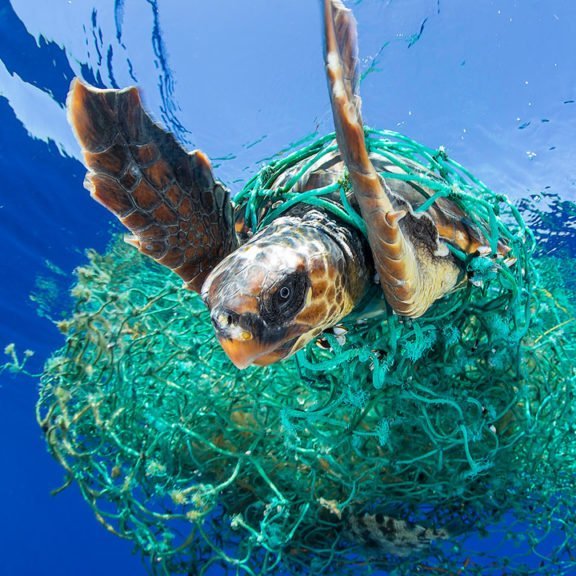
[37,130,576,575]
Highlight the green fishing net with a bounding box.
[36,130,576,575]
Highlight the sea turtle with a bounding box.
[67,0,497,369]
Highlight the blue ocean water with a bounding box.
[0,0,575,574]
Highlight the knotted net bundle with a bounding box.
[37,131,576,575]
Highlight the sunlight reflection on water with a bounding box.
[5,0,574,198]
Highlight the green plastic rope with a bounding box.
[34,130,576,576]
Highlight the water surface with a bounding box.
[1,1,575,574]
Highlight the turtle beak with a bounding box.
[217,335,298,368]
[207,300,302,369]
[218,337,269,370]
[210,307,275,369]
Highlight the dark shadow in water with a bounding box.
[0,95,110,358]
[145,0,194,146]
[0,1,75,104]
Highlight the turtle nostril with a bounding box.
[211,308,239,335]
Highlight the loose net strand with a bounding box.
[35,130,576,575]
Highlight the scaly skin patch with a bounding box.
[67,79,237,293]
[323,0,461,317]
[202,209,369,368]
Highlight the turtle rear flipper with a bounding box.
[67,79,238,293]
[323,0,460,317]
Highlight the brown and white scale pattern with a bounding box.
[201,205,370,366]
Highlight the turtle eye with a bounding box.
[261,272,309,324]
[279,286,292,300]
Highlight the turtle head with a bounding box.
[201,217,365,368]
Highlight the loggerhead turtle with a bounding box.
[67,0,502,369]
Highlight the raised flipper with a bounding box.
[323,0,461,317]
[67,79,238,293]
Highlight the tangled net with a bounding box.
[37,131,576,575]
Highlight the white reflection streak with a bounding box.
[0,59,81,161]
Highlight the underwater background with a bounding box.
[1,0,575,575]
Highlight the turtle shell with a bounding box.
[233,133,490,258]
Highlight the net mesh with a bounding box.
[35,130,576,575]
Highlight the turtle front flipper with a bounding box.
[67,79,238,293]
[323,0,460,317]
